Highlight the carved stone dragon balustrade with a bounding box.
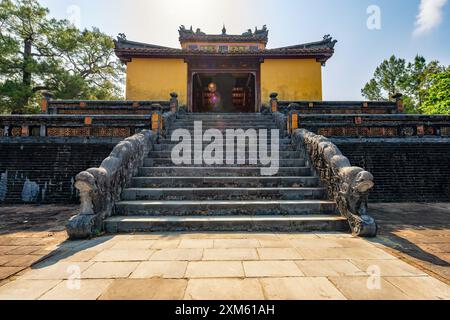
[292,129,378,237]
[66,130,155,239]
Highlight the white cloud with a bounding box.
[413,0,448,36]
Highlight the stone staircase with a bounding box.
[104,113,348,233]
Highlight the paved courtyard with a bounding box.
[0,203,449,300]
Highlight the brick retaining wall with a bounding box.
[0,137,118,204]
[333,138,450,202]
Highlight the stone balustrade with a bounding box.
[66,129,156,239]
[44,99,171,115]
[278,100,399,114]
[286,113,450,137]
[268,92,401,115]
[0,113,178,138]
[292,129,378,237]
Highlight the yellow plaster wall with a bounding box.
[261,59,322,103]
[126,58,187,104]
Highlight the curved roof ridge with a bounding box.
[271,35,337,51]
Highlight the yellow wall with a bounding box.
[126,58,187,104]
[261,59,322,103]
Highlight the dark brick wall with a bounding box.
[334,139,450,202]
[0,137,117,204]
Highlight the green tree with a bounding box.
[420,70,450,115]
[0,0,124,114]
[402,56,445,112]
[362,55,447,113]
[362,55,407,101]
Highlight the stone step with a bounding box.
[166,128,282,137]
[137,166,311,177]
[143,158,306,167]
[130,176,320,188]
[154,144,295,152]
[115,200,337,216]
[158,138,292,145]
[179,114,271,118]
[173,117,275,125]
[169,125,278,130]
[173,120,276,125]
[105,215,349,233]
[148,151,301,159]
[121,187,326,201]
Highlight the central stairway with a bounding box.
[105,113,348,233]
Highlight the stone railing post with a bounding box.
[39,125,46,137]
[288,112,299,135]
[270,93,278,113]
[393,93,404,114]
[41,92,53,114]
[170,92,179,113]
[151,103,163,136]
[21,125,29,137]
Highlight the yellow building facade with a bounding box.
[260,59,323,102]
[126,58,188,104]
[115,26,336,112]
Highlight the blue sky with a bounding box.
[39,0,450,100]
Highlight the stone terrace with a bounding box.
[0,203,449,300]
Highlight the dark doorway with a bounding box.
[192,73,256,113]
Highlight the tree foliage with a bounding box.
[0,0,124,114]
[420,70,450,115]
[362,55,448,114]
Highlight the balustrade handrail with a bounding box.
[66,129,156,239]
[278,100,397,107]
[292,128,378,237]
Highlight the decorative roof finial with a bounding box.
[222,24,227,35]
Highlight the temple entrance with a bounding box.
[192,73,256,113]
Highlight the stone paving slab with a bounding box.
[39,279,114,300]
[179,239,214,249]
[98,279,187,300]
[385,276,450,300]
[369,203,450,285]
[0,231,448,300]
[328,276,411,300]
[297,247,397,260]
[150,249,203,261]
[260,277,346,300]
[92,249,154,262]
[0,267,23,281]
[20,261,93,280]
[0,279,61,300]
[295,260,367,277]
[350,259,428,277]
[81,262,140,279]
[0,205,76,282]
[0,204,449,300]
[131,261,188,279]
[202,248,258,261]
[184,278,265,300]
[257,248,303,260]
[185,261,244,278]
[243,261,304,277]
